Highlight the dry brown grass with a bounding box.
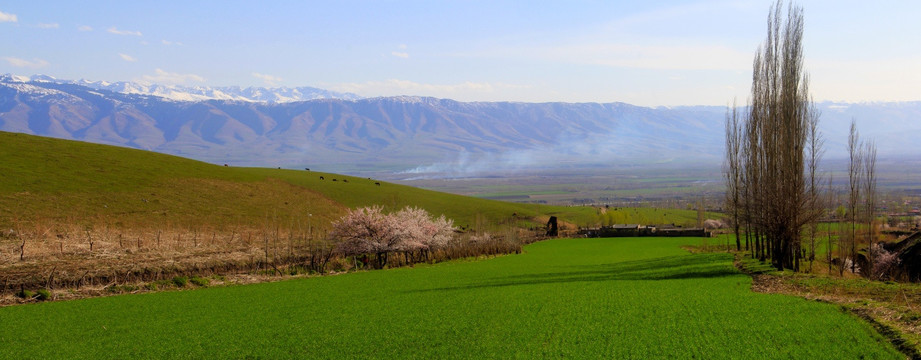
[0,173,358,303]
[0,215,538,306]
[0,222,333,297]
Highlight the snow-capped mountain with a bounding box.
[1,74,919,175]
[1,74,362,103]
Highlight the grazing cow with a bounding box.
[320,176,325,180]
[223,164,228,167]
[305,168,310,171]
[332,179,338,182]
[343,179,349,183]
[277,167,281,169]
[375,182,381,186]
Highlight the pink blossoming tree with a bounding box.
[329,206,455,268]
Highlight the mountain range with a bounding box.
[0,74,362,103]
[1,74,919,177]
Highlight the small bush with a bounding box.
[145,283,158,291]
[189,276,209,287]
[703,219,725,230]
[172,276,188,288]
[16,289,35,299]
[35,289,51,301]
[106,284,139,293]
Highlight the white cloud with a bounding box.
[119,53,137,62]
[77,25,92,31]
[391,44,410,58]
[107,27,142,36]
[252,72,282,86]
[161,39,183,46]
[0,10,17,23]
[140,68,205,85]
[331,79,529,99]
[37,23,59,29]
[484,42,750,72]
[2,57,49,68]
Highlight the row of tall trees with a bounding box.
[724,1,822,271]
[725,1,880,274]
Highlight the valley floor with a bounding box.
[0,237,902,359]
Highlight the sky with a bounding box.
[1,0,919,106]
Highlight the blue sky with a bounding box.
[1,1,918,106]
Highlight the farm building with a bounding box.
[579,224,710,238]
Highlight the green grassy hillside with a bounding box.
[0,237,899,358]
[0,131,596,231]
[0,131,708,232]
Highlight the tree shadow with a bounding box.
[411,253,739,293]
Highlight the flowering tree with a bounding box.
[329,206,401,268]
[329,206,455,268]
[392,207,429,253]
[394,207,455,261]
[870,244,900,281]
[702,219,725,230]
[428,215,455,250]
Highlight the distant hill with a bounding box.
[1,74,919,176]
[0,131,606,231]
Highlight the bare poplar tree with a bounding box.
[697,197,705,228]
[825,174,835,274]
[744,45,766,262]
[863,140,877,274]
[724,101,743,251]
[806,103,823,270]
[846,120,862,274]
